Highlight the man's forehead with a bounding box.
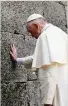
[26,22,32,28]
[26,23,32,31]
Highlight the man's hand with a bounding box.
[10,44,17,62]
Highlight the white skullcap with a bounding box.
[27,13,44,22]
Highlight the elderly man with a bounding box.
[10,13,68,106]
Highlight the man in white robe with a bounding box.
[10,13,68,106]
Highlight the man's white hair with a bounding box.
[27,18,45,25]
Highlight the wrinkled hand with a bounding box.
[10,44,17,62]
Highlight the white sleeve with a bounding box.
[17,55,33,64]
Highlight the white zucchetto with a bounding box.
[27,13,44,22]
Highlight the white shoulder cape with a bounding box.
[32,23,68,69]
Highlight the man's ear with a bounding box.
[32,23,39,29]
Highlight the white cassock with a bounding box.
[17,23,68,106]
[32,23,68,106]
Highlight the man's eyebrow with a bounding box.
[27,29,31,32]
[27,26,31,31]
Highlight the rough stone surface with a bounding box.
[1,82,27,106]
[1,1,67,34]
[1,1,67,106]
[57,1,67,6]
[1,31,36,82]
[43,1,67,32]
[1,1,44,35]
[26,81,41,106]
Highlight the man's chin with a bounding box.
[32,35,38,39]
[35,36,38,39]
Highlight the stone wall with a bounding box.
[1,1,67,106]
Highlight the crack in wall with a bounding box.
[57,1,67,6]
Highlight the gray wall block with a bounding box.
[1,31,36,82]
[1,1,67,34]
[43,1,67,32]
[1,82,27,106]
